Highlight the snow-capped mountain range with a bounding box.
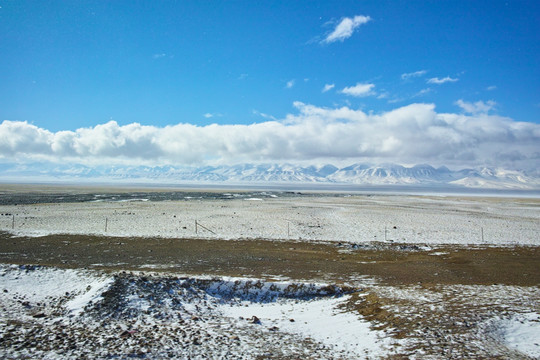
[1,162,539,190]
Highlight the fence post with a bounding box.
[287,221,290,238]
[105,217,108,232]
[481,227,484,242]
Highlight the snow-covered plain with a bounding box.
[1,194,539,245]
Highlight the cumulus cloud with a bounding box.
[427,76,459,84]
[286,79,295,89]
[322,84,335,93]
[401,70,427,80]
[341,83,375,97]
[1,102,538,170]
[322,15,371,44]
[455,99,496,114]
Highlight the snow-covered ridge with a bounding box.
[1,162,539,189]
[189,277,354,302]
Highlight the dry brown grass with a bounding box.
[1,232,538,286]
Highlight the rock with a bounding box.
[250,316,261,324]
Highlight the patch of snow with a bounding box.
[0,265,106,303]
[429,251,449,256]
[222,295,398,357]
[490,313,540,358]
[65,277,113,315]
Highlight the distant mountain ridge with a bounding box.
[1,162,539,189]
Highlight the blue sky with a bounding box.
[0,1,539,171]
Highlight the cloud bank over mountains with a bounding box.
[1,102,538,171]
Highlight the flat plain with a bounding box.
[0,185,539,359]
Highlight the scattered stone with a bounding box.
[249,316,261,324]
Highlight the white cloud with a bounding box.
[387,97,405,104]
[401,70,427,80]
[322,15,371,44]
[1,103,538,170]
[152,53,167,59]
[322,84,335,93]
[427,76,459,84]
[455,99,497,114]
[487,85,497,91]
[203,113,223,119]
[341,83,375,97]
[414,88,433,97]
[286,79,295,89]
[253,110,277,121]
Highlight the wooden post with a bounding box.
[105,217,108,232]
[287,221,290,238]
[195,220,198,234]
[481,227,484,242]
[384,226,387,241]
[12,215,15,230]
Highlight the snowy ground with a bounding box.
[1,264,539,359]
[1,190,539,358]
[1,193,538,245]
[0,265,401,359]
